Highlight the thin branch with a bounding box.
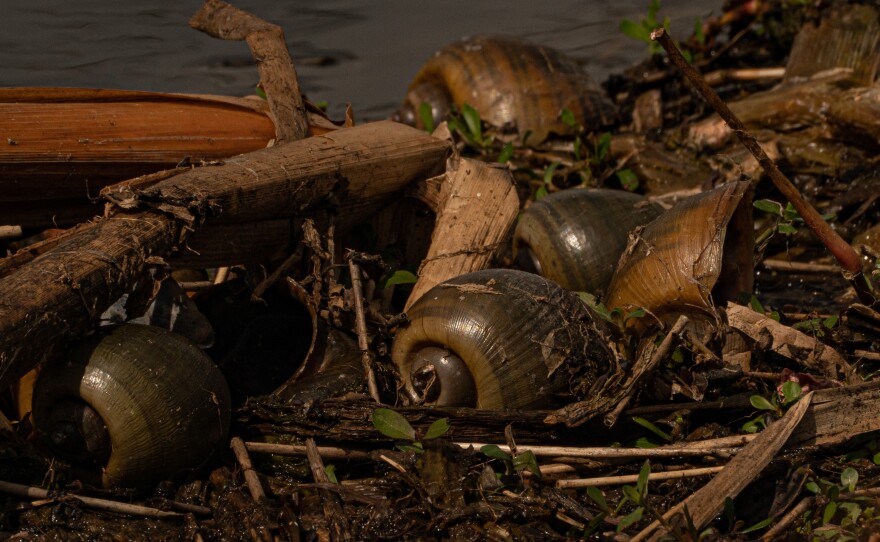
[230,436,266,502]
[346,253,381,402]
[556,466,724,489]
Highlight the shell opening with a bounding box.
[409,346,477,407]
[513,243,544,276]
[42,399,111,467]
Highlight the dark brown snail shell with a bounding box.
[392,269,619,409]
[395,35,617,143]
[32,324,231,489]
[605,181,755,329]
[513,189,664,296]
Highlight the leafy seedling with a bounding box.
[479,444,542,479]
[371,408,450,453]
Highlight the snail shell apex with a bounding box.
[392,269,618,409]
[32,324,231,489]
[397,35,618,143]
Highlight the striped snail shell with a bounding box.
[395,35,617,143]
[392,269,619,409]
[32,324,231,489]
[513,189,664,296]
[605,181,755,329]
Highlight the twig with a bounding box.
[230,436,266,502]
[213,266,230,285]
[458,442,738,459]
[762,259,840,274]
[0,480,182,519]
[650,28,873,305]
[245,441,370,460]
[605,315,689,427]
[556,466,724,489]
[189,0,309,142]
[762,495,814,541]
[0,226,22,240]
[346,253,381,403]
[252,245,303,300]
[306,438,351,542]
[176,280,217,293]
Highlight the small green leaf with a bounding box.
[625,307,646,321]
[578,292,613,322]
[750,395,776,412]
[384,269,418,288]
[617,507,644,531]
[462,103,483,144]
[823,501,838,524]
[617,169,640,191]
[586,486,609,512]
[423,418,450,440]
[325,464,338,484]
[622,485,642,505]
[635,437,659,448]
[806,480,821,493]
[777,223,798,235]
[418,102,435,134]
[748,295,766,314]
[512,450,541,477]
[873,452,880,465]
[372,408,416,441]
[534,184,549,201]
[596,132,612,161]
[781,381,802,405]
[723,497,736,531]
[636,460,651,498]
[396,442,424,454]
[694,16,706,45]
[754,199,783,215]
[498,142,514,164]
[255,86,267,100]
[620,19,652,42]
[841,467,858,492]
[740,516,773,534]
[783,202,801,221]
[480,444,511,461]
[633,416,672,442]
[543,160,561,184]
[823,315,839,329]
[560,108,578,129]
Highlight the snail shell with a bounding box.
[392,269,618,409]
[605,181,755,329]
[513,189,664,296]
[32,324,231,489]
[396,35,617,143]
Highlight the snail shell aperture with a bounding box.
[395,35,617,143]
[392,269,619,409]
[32,324,231,489]
[513,189,664,296]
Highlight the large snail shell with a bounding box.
[392,269,618,409]
[32,324,231,489]
[513,189,664,296]
[605,181,755,328]
[396,35,617,143]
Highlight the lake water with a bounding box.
[0,0,719,120]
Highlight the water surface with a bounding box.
[0,1,719,119]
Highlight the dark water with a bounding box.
[0,1,719,120]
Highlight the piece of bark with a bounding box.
[637,392,814,542]
[405,156,520,310]
[190,0,309,143]
[725,302,859,383]
[168,219,293,268]
[0,122,450,390]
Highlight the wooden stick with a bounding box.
[457,442,738,459]
[245,441,370,460]
[346,254,380,402]
[650,28,869,293]
[0,480,182,519]
[252,245,303,300]
[305,438,351,542]
[189,0,308,142]
[556,466,725,489]
[230,436,266,502]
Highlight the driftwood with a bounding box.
[0,121,450,390]
[405,155,520,309]
[190,0,309,143]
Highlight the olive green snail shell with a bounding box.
[32,324,231,489]
[392,269,619,410]
[396,35,617,143]
[513,189,665,296]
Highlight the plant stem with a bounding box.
[650,28,874,305]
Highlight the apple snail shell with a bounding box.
[31,324,231,489]
[392,268,619,409]
[605,181,755,329]
[513,189,664,296]
[395,35,617,143]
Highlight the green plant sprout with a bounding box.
[479,444,542,479]
[742,381,802,433]
[371,407,450,453]
[447,103,493,149]
[754,199,836,248]
[620,0,671,56]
